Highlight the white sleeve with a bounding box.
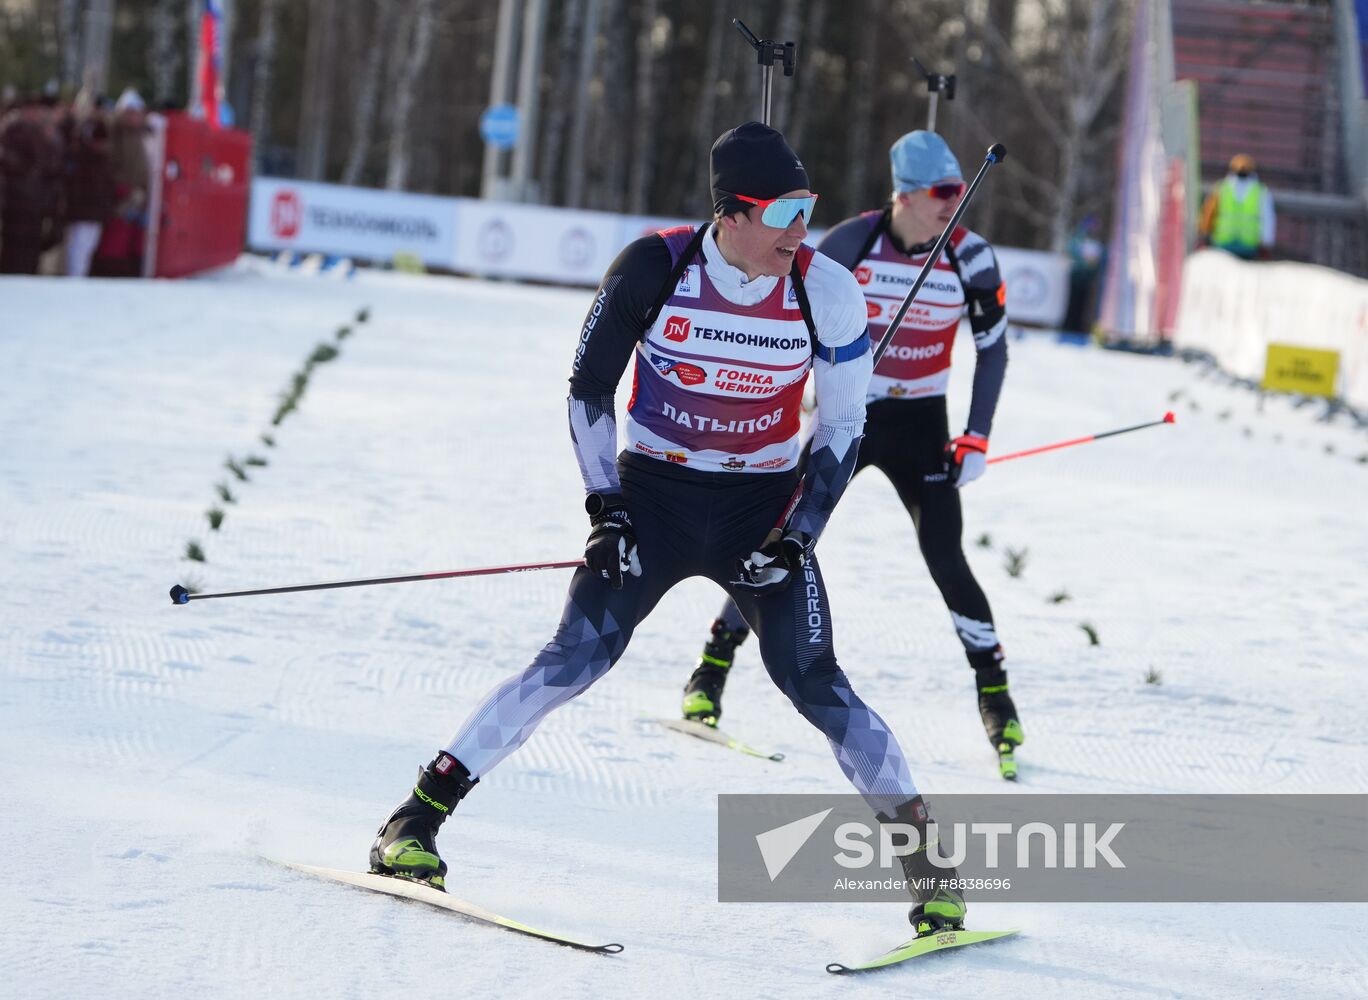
[787,253,872,541]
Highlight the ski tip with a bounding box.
[768,752,786,762]
[600,943,625,954]
[826,962,851,975]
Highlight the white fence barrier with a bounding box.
[1174,249,1368,409]
[246,178,1069,327]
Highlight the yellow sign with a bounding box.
[1261,343,1339,397]
[392,251,426,274]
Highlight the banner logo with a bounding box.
[270,189,302,240]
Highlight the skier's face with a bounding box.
[897,176,963,241]
[718,189,811,279]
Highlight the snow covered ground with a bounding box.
[2,260,1365,999]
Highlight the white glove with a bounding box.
[947,434,989,489]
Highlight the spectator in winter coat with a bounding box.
[94,88,151,277]
[62,106,115,277]
[1198,154,1276,260]
[0,97,62,274]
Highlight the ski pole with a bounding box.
[765,145,1006,535]
[874,142,1006,368]
[169,559,584,605]
[987,412,1176,466]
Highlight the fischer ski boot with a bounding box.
[369,752,476,890]
[882,795,968,936]
[970,645,1024,780]
[681,617,750,726]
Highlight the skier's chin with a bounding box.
[769,246,796,273]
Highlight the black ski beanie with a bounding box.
[710,122,810,218]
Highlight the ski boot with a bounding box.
[970,645,1024,780]
[681,617,750,726]
[882,795,968,936]
[369,752,477,890]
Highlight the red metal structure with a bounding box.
[150,112,252,278]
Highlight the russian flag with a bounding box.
[198,0,224,127]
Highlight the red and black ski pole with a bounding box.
[988,411,1176,466]
[170,559,584,605]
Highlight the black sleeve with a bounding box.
[814,213,882,272]
[568,235,674,400]
[567,234,675,495]
[953,232,1009,438]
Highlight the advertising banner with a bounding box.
[995,245,1070,328]
[248,178,457,267]
[245,179,1070,328]
[450,201,623,285]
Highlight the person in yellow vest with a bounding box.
[1198,154,1276,259]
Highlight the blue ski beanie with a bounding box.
[890,131,962,193]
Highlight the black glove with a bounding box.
[734,527,813,596]
[583,493,641,589]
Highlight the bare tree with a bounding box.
[784,0,829,157]
[667,0,729,212]
[844,0,879,210]
[537,0,584,205]
[974,0,1128,249]
[564,0,602,208]
[627,0,661,214]
[149,0,182,107]
[386,0,437,190]
[958,0,1020,241]
[59,0,81,91]
[340,0,384,186]
[588,0,629,209]
[297,0,339,181]
[249,0,280,174]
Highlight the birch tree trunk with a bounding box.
[966,0,1019,238]
[537,0,583,205]
[627,0,660,214]
[589,0,629,209]
[564,0,602,207]
[386,0,436,191]
[297,0,339,181]
[59,0,82,91]
[248,0,279,173]
[340,1,384,186]
[669,0,729,213]
[150,0,183,107]
[843,0,879,213]
[784,0,828,153]
[1050,0,1122,250]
